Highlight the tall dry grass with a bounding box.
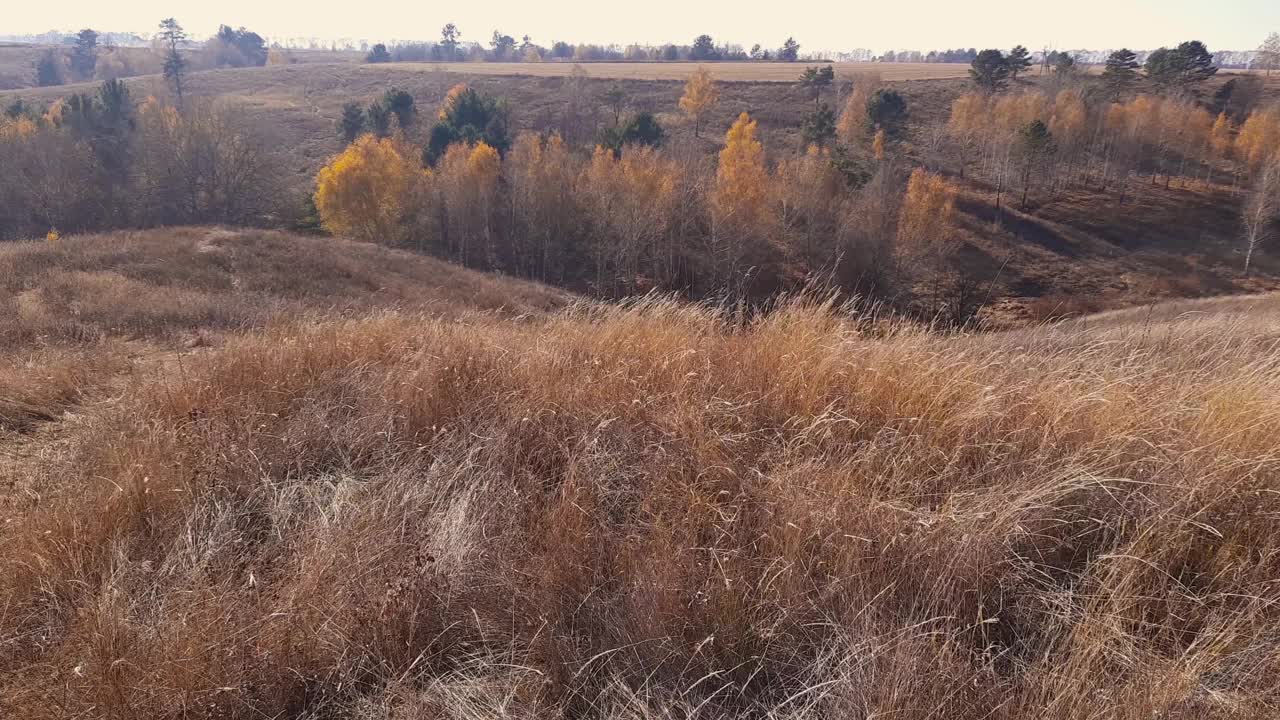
[3,293,1279,718]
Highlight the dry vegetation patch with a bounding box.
[2,295,1279,718]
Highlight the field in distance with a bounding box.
[371,60,974,81]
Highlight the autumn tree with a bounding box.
[712,113,775,294]
[776,145,842,267]
[435,141,501,266]
[947,91,988,178]
[835,72,881,147]
[679,66,720,138]
[897,168,972,321]
[314,134,428,244]
[505,132,580,280]
[1102,49,1140,100]
[970,49,1011,92]
[581,144,679,292]
[1007,45,1032,79]
[135,98,281,226]
[1237,106,1280,172]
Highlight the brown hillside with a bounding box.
[2,290,1280,718]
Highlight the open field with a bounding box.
[2,227,1280,717]
[374,60,975,82]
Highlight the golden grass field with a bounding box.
[2,226,1280,718]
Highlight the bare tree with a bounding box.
[1242,158,1280,276]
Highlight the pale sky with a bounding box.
[5,0,1279,52]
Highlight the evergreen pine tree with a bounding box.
[1102,49,1140,100]
[1007,45,1033,79]
[970,49,1011,92]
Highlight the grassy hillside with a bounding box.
[1,259,1279,717]
[0,227,568,432]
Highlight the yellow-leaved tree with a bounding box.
[836,71,882,147]
[946,91,989,179]
[679,67,719,138]
[712,112,774,290]
[1237,106,1280,172]
[314,134,429,245]
[435,141,501,266]
[581,144,679,293]
[897,168,957,259]
[897,168,962,318]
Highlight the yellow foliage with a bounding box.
[678,67,720,136]
[897,168,957,258]
[45,228,60,243]
[1210,112,1233,158]
[713,113,771,229]
[836,72,882,144]
[266,48,293,65]
[1049,89,1088,146]
[42,99,66,126]
[523,46,542,63]
[0,117,37,140]
[947,92,989,136]
[993,91,1047,133]
[1237,106,1280,170]
[872,129,887,161]
[314,134,429,244]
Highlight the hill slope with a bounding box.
[1,241,1279,718]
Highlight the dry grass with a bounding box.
[0,226,568,434]
[2,291,1279,718]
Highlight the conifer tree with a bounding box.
[1102,49,1140,100]
[1007,45,1032,79]
[970,49,1011,92]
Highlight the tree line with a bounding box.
[34,19,287,88]
[365,27,809,64]
[312,70,983,320]
[950,38,1280,273]
[0,80,284,240]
